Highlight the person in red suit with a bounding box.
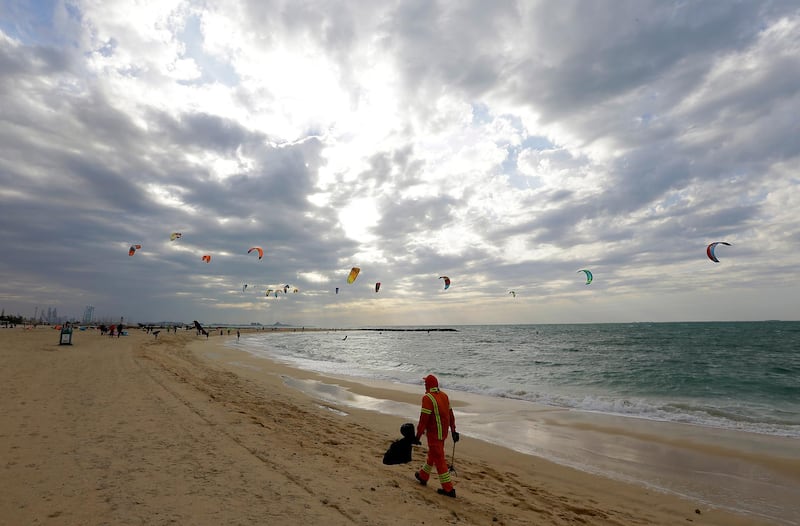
[414,374,459,497]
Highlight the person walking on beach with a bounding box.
[414,374,459,497]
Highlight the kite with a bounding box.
[335,287,339,294]
[201,255,211,263]
[439,276,451,290]
[193,320,208,336]
[508,291,516,298]
[170,232,182,241]
[128,244,142,256]
[375,282,381,293]
[248,247,264,260]
[283,285,290,294]
[266,289,273,296]
[347,267,360,284]
[578,269,593,285]
[243,284,248,293]
[292,288,299,293]
[706,242,731,263]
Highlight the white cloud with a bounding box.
[1,1,798,325]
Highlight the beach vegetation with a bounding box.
[0,310,25,326]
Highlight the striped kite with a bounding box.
[706,242,731,263]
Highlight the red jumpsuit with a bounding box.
[416,375,456,493]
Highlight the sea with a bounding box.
[231,321,800,438]
[227,321,800,523]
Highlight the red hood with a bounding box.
[423,374,439,391]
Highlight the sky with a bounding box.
[1,0,799,326]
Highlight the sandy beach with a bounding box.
[0,327,791,525]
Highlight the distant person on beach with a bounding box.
[413,374,459,498]
[237,330,240,341]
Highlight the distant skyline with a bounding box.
[1,1,799,326]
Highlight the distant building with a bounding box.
[83,305,95,324]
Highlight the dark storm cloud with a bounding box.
[509,2,770,117]
[373,194,459,247]
[374,0,519,108]
[346,146,426,199]
[0,19,76,74]
[152,111,253,154]
[0,28,345,321]
[61,154,151,211]
[1,41,152,249]
[692,205,762,235]
[604,155,692,212]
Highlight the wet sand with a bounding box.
[1,326,792,525]
[268,369,800,523]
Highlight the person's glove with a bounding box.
[452,431,460,443]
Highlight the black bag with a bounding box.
[382,423,416,465]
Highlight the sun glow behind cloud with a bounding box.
[338,197,380,243]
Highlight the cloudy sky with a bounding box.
[1,0,799,326]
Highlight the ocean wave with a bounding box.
[445,383,800,438]
[230,324,800,439]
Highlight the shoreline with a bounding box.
[1,327,792,525]
[217,331,800,524]
[231,325,800,440]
